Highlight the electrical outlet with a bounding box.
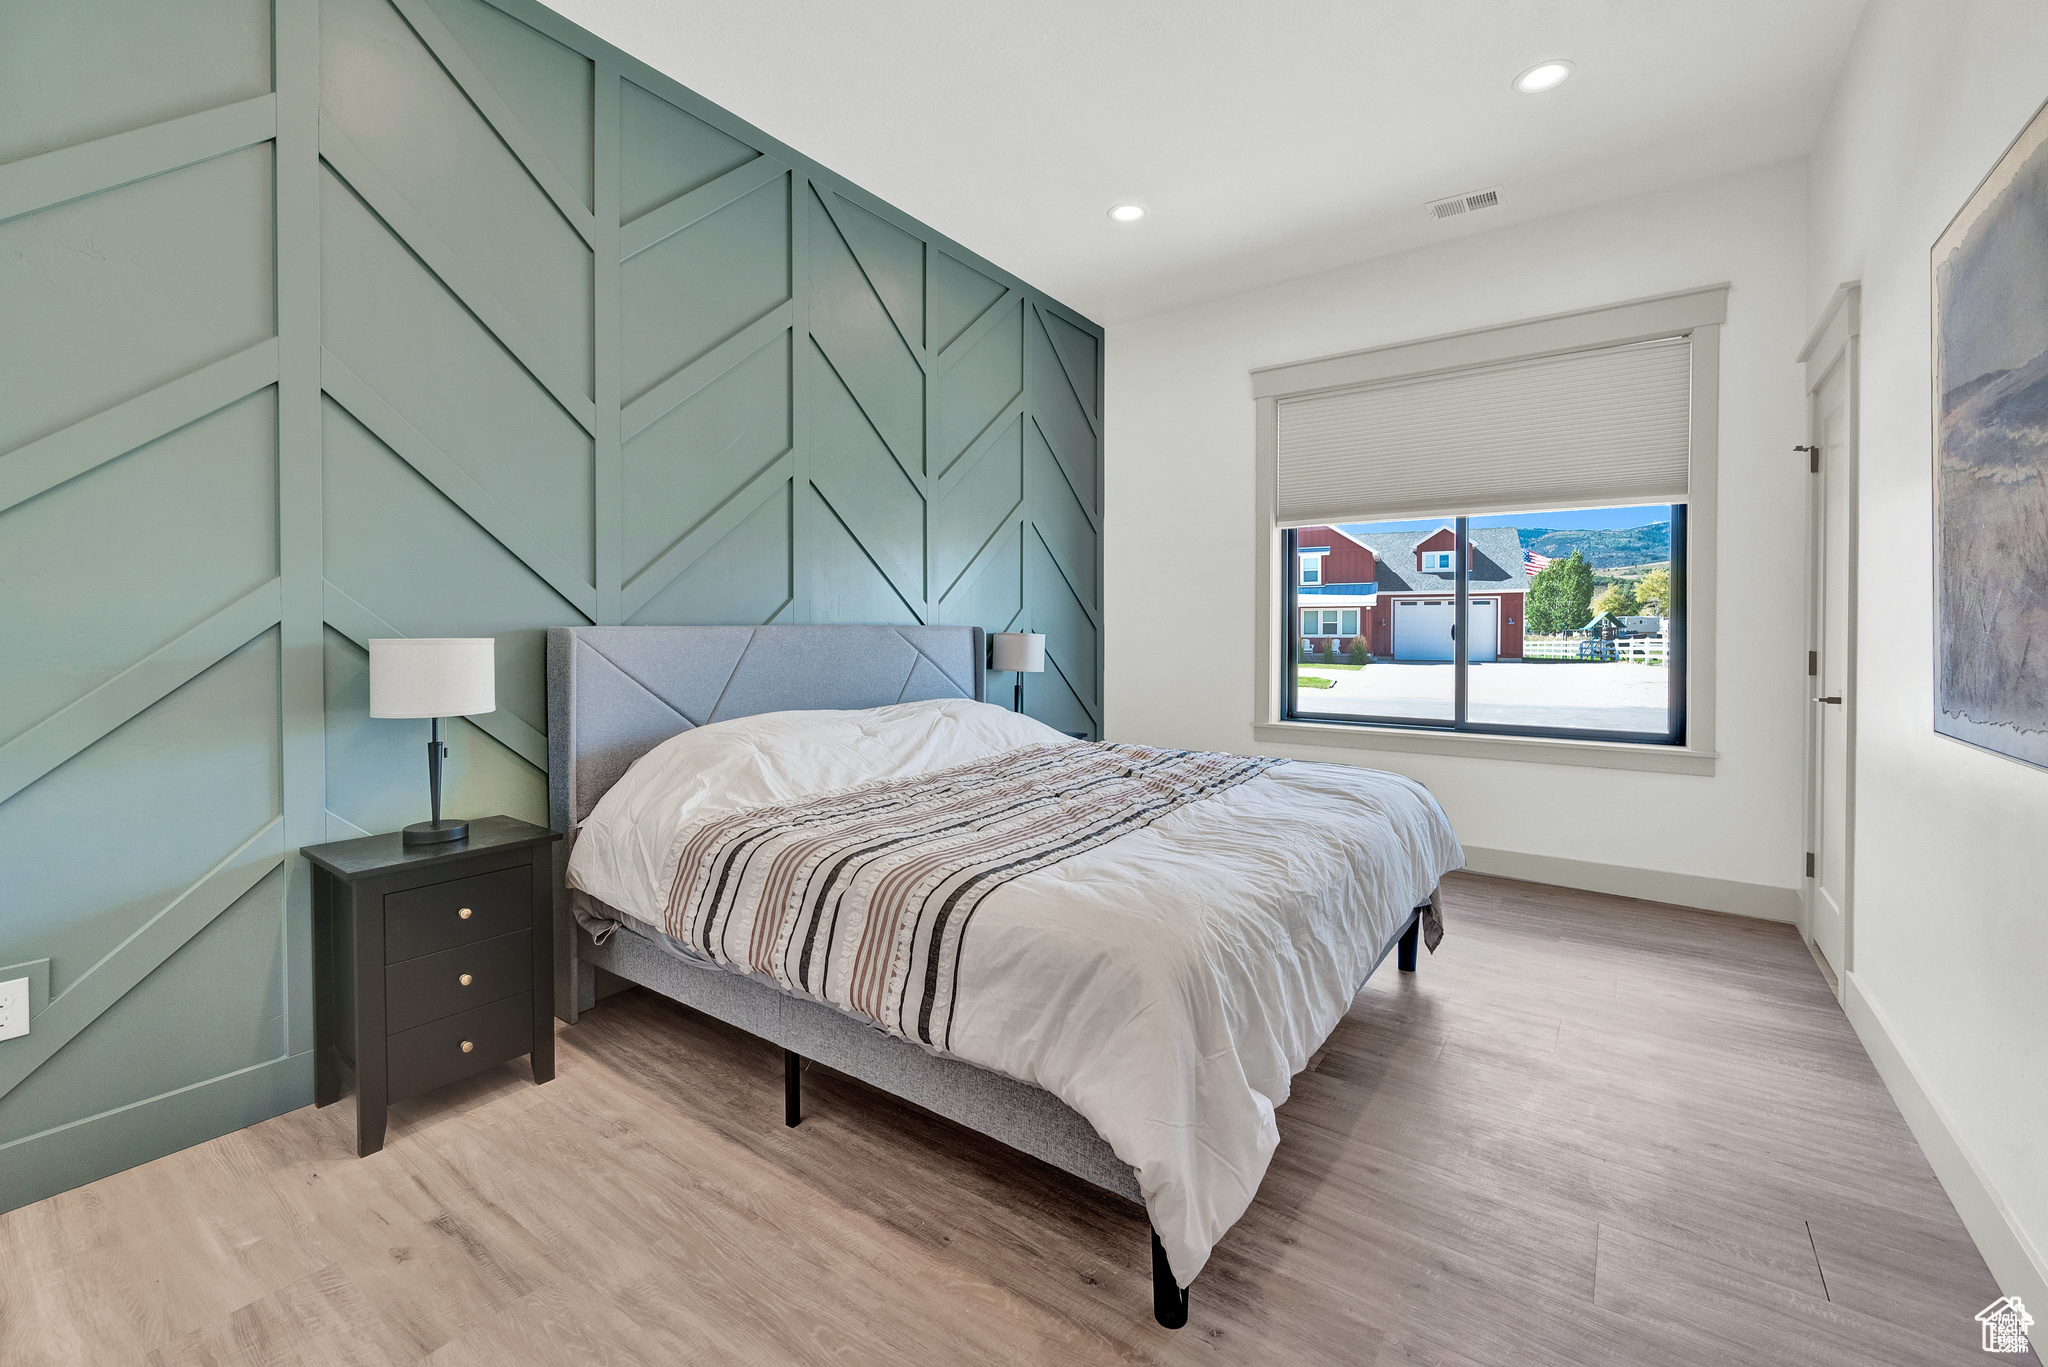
[0,976,28,1041]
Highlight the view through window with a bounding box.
[1285,504,1684,742]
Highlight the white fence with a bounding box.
[1523,635,1668,665]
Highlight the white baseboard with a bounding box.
[1459,846,1801,922]
[1838,970,2047,1351]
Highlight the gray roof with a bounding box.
[1332,525,1529,595]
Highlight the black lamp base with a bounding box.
[402,819,470,846]
[406,719,466,846]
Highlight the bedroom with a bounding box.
[0,0,2042,1362]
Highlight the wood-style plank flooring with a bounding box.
[1,873,2026,1365]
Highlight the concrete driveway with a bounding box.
[1297,660,1671,732]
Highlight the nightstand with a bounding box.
[303,815,561,1156]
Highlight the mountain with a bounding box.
[1517,523,1670,569]
[1943,366,2012,417]
[1942,345,2048,471]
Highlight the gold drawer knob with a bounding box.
[458,973,473,986]
[458,907,473,920]
[460,1040,474,1053]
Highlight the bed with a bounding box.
[546,623,1462,1328]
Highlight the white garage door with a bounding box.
[1393,600,1453,660]
[1393,598,1496,662]
[1468,599,1498,662]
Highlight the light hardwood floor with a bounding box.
[1,873,2027,1365]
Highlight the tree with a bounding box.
[1635,565,1672,617]
[1593,581,1640,619]
[1346,635,1371,665]
[1525,551,1595,633]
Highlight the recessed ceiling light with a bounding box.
[1108,203,1146,223]
[1513,60,1574,94]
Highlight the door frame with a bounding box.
[1797,282,1861,972]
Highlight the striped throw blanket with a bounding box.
[659,741,1285,1048]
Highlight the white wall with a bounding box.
[1807,0,2048,1319]
[1103,158,1811,909]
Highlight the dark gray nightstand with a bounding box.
[303,815,562,1156]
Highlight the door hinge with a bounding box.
[1796,443,1820,473]
[1808,650,1817,677]
[1805,852,1815,878]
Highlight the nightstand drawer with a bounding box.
[386,993,533,1101]
[384,930,531,1034]
[384,866,529,962]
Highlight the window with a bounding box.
[1299,607,1360,638]
[1283,507,1685,741]
[1251,286,1724,770]
[1298,550,1326,585]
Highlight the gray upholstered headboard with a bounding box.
[545,624,985,835]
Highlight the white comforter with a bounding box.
[568,699,1463,1285]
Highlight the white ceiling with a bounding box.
[548,0,1868,326]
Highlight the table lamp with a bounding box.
[369,637,496,845]
[989,631,1045,713]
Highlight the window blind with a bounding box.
[1273,334,1692,525]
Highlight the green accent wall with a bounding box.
[0,0,1103,1210]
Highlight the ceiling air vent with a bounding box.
[1425,187,1503,221]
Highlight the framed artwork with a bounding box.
[1931,96,2048,769]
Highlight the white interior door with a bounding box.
[1808,357,1853,974]
[1394,600,1454,660]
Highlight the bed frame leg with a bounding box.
[1151,1226,1189,1329]
[1398,912,1420,973]
[784,1049,802,1128]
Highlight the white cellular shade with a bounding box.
[1274,335,1692,525]
[990,632,1046,673]
[369,638,496,718]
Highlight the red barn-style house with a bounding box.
[1294,525,1529,661]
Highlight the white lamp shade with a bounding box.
[990,631,1046,673]
[368,638,496,718]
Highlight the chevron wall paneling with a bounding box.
[0,0,1103,1209]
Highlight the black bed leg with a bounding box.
[1151,1227,1189,1329]
[784,1049,802,1128]
[1398,912,1420,972]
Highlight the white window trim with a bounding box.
[1298,549,1326,585]
[1251,285,1725,776]
[1421,550,1454,571]
[1298,606,1362,638]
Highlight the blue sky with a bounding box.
[1339,503,1672,536]
[1938,127,2048,386]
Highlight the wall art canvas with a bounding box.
[1932,98,2048,768]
